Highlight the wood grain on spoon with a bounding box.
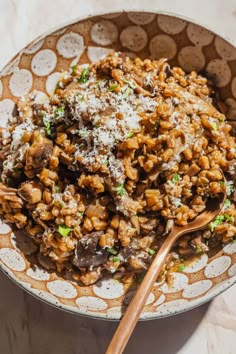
[105,193,225,354]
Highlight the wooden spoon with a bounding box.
[105,192,226,354]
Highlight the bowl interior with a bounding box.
[0,11,236,320]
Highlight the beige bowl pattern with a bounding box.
[0,11,236,320]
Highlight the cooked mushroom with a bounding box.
[18,181,43,204]
[25,133,53,177]
[72,231,108,268]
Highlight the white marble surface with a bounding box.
[1,1,236,353]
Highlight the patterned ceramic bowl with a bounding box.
[1,11,236,320]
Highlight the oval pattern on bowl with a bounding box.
[149,34,177,60]
[9,69,33,97]
[157,15,186,34]
[93,278,124,299]
[31,49,57,76]
[120,26,148,52]
[204,256,231,278]
[47,280,77,298]
[76,296,108,311]
[0,99,15,127]
[0,11,236,320]
[0,248,26,271]
[56,32,84,59]
[91,20,118,46]
[182,280,212,299]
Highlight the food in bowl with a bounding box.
[0,52,236,286]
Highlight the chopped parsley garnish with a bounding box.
[210,122,217,131]
[93,81,100,88]
[108,84,119,92]
[209,215,225,231]
[43,116,51,136]
[112,257,120,262]
[107,247,118,255]
[195,245,203,254]
[172,173,180,183]
[54,106,64,119]
[71,64,77,73]
[229,184,234,193]
[210,214,234,232]
[224,214,234,222]
[146,248,155,255]
[124,88,131,97]
[219,181,225,185]
[126,131,134,139]
[114,183,128,196]
[223,199,231,210]
[78,68,89,83]
[55,186,60,193]
[58,225,72,237]
[79,211,84,216]
[177,264,186,272]
[218,117,224,122]
[124,79,137,89]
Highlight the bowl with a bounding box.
[1,11,236,320]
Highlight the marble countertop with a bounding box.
[1,1,236,353]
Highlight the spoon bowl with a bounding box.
[106,192,226,354]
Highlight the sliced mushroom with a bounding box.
[18,181,43,204]
[72,231,108,268]
[25,133,53,177]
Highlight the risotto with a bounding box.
[0,52,236,285]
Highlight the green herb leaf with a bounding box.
[218,117,224,122]
[108,84,119,92]
[210,122,218,131]
[108,247,118,255]
[172,173,180,183]
[55,186,60,193]
[229,184,234,193]
[124,88,131,97]
[219,181,225,185]
[71,64,77,73]
[54,106,64,119]
[114,183,128,196]
[195,245,203,254]
[124,79,137,89]
[126,131,133,139]
[58,225,72,237]
[43,116,51,136]
[78,68,89,83]
[224,214,234,223]
[209,215,225,232]
[93,81,100,88]
[146,248,155,255]
[112,257,120,262]
[79,211,84,216]
[224,199,231,210]
[177,264,186,272]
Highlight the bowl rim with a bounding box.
[0,9,236,321]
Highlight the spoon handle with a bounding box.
[105,229,179,354]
